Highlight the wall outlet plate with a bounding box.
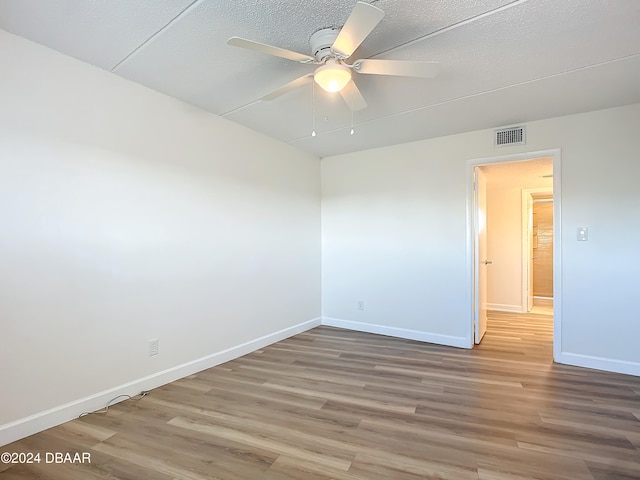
[149,339,159,356]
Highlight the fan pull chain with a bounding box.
[311,81,316,137]
[350,104,355,135]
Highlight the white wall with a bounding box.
[322,102,640,374]
[0,31,321,444]
[321,137,474,347]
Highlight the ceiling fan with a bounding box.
[227,1,438,111]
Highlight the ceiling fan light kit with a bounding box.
[227,1,438,111]
[314,59,352,93]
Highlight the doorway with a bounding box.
[522,187,554,313]
[532,196,554,309]
[467,149,561,361]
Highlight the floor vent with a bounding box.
[495,126,526,146]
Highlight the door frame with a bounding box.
[521,187,553,313]
[466,148,562,361]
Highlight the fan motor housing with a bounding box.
[310,27,340,62]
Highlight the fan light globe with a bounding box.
[314,60,351,93]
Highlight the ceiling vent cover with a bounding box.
[495,126,526,147]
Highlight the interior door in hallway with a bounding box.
[474,167,488,344]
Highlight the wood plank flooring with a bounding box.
[3,311,640,479]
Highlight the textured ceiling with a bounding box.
[1,0,639,158]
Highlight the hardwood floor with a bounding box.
[3,311,640,479]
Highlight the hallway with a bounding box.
[479,309,553,362]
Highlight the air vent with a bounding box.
[495,126,526,147]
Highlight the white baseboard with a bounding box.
[0,317,322,447]
[321,317,469,349]
[555,352,640,377]
[533,297,554,307]
[487,303,523,313]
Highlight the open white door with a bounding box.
[523,191,534,312]
[474,167,488,344]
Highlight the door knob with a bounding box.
[482,260,493,265]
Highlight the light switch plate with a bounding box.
[577,227,588,241]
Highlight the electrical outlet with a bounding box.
[149,339,159,357]
[357,300,364,311]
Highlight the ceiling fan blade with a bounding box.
[261,74,314,101]
[331,1,384,58]
[339,80,367,111]
[353,59,439,78]
[227,37,315,63]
